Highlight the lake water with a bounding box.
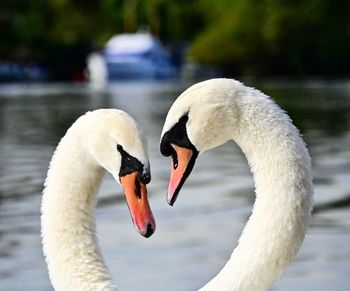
[0,79,349,291]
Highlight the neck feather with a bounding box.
[41,131,117,291]
[201,90,313,291]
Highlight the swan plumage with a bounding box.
[160,78,313,291]
[41,109,155,291]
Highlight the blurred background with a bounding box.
[0,0,350,290]
[1,0,350,81]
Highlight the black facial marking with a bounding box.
[117,145,151,184]
[160,113,198,156]
[139,171,151,184]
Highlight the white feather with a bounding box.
[162,78,313,291]
[41,109,148,291]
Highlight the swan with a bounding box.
[41,109,156,291]
[160,78,313,291]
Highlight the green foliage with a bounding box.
[0,0,206,78]
[1,0,349,77]
[189,0,350,75]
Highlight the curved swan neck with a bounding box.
[41,130,117,291]
[200,85,313,291]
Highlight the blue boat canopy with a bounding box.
[102,32,176,79]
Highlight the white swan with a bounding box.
[41,109,156,291]
[160,79,313,291]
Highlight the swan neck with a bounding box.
[201,92,313,291]
[41,134,117,291]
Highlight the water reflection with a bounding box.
[0,80,349,290]
[314,194,350,214]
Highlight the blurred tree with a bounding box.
[0,0,349,78]
[0,0,206,79]
[189,0,350,75]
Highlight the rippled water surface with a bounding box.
[0,80,349,291]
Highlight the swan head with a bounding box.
[160,79,238,205]
[80,109,155,237]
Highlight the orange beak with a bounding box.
[167,144,198,205]
[120,172,155,237]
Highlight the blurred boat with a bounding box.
[86,52,108,87]
[102,32,176,80]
